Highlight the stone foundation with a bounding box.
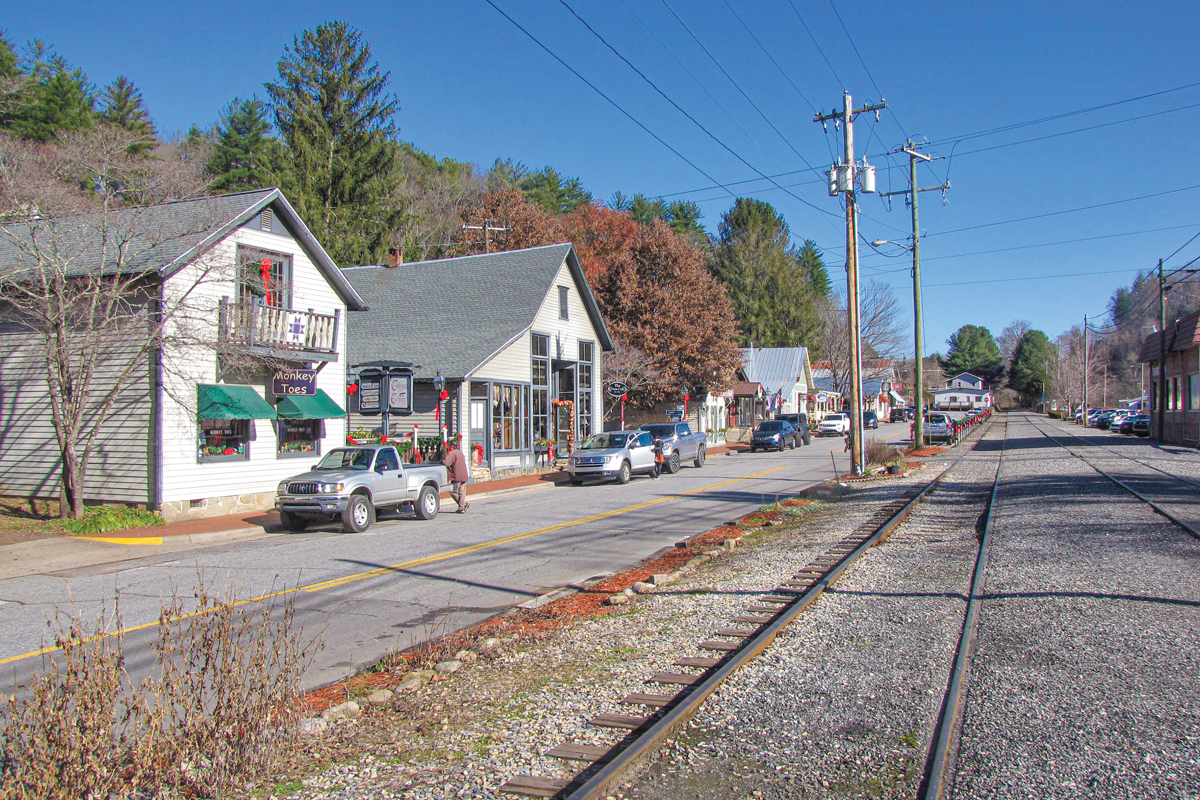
[160,492,274,522]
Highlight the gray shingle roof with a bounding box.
[342,244,612,380]
[0,188,366,310]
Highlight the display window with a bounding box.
[278,419,322,456]
[199,419,250,461]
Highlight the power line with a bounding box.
[925,183,1200,238]
[922,267,1146,288]
[482,0,737,199]
[785,0,845,88]
[615,0,786,175]
[556,0,840,219]
[826,0,909,140]
[657,0,836,176]
[718,0,820,115]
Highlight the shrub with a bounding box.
[61,505,165,536]
[0,583,316,799]
[865,439,903,468]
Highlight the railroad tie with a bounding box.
[700,639,741,651]
[758,595,795,604]
[732,614,774,624]
[648,671,702,686]
[621,692,675,707]
[545,742,612,762]
[774,583,810,592]
[747,604,784,613]
[713,627,757,637]
[675,656,721,668]
[590,712,646,729]
[498,775,569,797]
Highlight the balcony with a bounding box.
[218,297,340,362]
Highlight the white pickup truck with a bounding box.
[817,412,851,437]
[639,422,707,473]
[275,444,447,533]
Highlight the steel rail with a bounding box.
[1028,416,1200,540]
[556,416,997,800]
[920,417,1008,800]
[1049,418,1200,490]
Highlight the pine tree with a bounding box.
[207,97,277,192]
[519,166,592,214]
[1008,329,1055,405]
[99,76,155,137]
[797,240,831,297]
[9,42,94,141]
[0,30,17,77]
[941,324,1005,386]
[265,21,401,266]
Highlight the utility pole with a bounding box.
[461,219,509,253]
[879,142,949,448]
[1082,315,1089,426]
[815,92,886,475]
[1158,258,1167,442]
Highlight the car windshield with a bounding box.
[582,433,629,450]
[824,414,846,421]
[315,448,374,470]
[642,424,677,438]
[756,422,783,432]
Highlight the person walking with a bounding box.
[442,439,470,513]
[651,436,665,479]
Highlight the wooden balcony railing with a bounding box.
[218,297,340,359]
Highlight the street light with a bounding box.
[432,372,447,443]
[872,238,925,447]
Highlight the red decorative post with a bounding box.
[620,393,627,429]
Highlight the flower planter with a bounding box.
[887,464,902,475]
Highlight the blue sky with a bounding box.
[6,1,1199,354]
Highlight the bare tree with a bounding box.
[601,335,665,425]
[816,279,907,396]
[0,127,225,518]
[997,319,1032,368]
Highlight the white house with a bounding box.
[934,372,994,410]
[0,189,368,521]
[342,244,613,477]
[739,346,815,417]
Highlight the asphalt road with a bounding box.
[0,422,910,691]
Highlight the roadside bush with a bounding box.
[0,583,317,799]
[60,505,165,536]
[865,439,903,468]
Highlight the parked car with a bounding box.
[1118,414,1145,435]
[818,412,851,437]
[1131,414,1152,437]
[924,412,953,443]
[890,407,907,423]
[775,413,812,445]
[640,422,707,472]
[750,420,799,452]
[863,410,879,430]
[275,445,448,533]
[567,430,658,484]
[1095,411,1118,430]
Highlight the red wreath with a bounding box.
[551,398,576,455]
[472,443,485,465]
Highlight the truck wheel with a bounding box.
[665,452,681,474]
[616,460,632,484]
[279,510,309,532]
[414,485,439,520]
[803,434,811,446]
[342,494,373,533]
[693,446,705,468]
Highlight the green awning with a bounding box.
[275,389,346,419]
[198,384,277,420]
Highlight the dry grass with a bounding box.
[0,582,317,799]
[865,438,904,468]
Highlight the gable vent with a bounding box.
[261,208,273,231]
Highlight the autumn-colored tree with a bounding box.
[454,189,563,254]
[560,202,639,288]
[601,220,740,405]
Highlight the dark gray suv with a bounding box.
[775,413,811,445]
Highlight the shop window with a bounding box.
[1172,377,1180,410]
[199,419,251,462]
[578,340,593,438]
[493,383,526,451]
[278,419,322,457]
[237,245,292,308]
[532,333,550,441]
[1190,374,1199,410]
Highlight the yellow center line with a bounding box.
[0,464,787,668]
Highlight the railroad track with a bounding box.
[1023,413,1200,539]
[499,416,999,799]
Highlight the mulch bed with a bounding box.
[905,446,946,457]
[301,497,813,713]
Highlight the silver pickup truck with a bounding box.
[275,444,447,533]
[639,422,707,473]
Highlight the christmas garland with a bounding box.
[550,398,576,454]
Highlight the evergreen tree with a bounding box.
[0,30,17,77]
[99,76,155,138]
[485,157,528,193]
[941,324,1005,386]
[519,165,592,214]
[1008,329,1055,406]
[797,239,831,297]
[207,97,277,192]
[1108,286,1134,328]
[265,21,401,265]
[9,42,94,141]
[710,198,824,348]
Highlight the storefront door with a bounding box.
[469,398,487,464]
[555,365,576,451]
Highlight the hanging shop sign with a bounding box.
[387,372,412,414]
[606,381,628,398]
[272,368,317,397]
[357,372,383,414]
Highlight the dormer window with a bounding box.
[558,286,569,320]
[237,246,291,308]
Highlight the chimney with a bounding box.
[386,247,403,268]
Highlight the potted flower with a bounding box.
[533,437,554,455]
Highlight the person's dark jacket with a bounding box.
[443,447,469,483]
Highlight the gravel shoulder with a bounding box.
[947,413,1200,800]
[270,462,955,800]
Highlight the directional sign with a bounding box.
[607,381,628,398]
